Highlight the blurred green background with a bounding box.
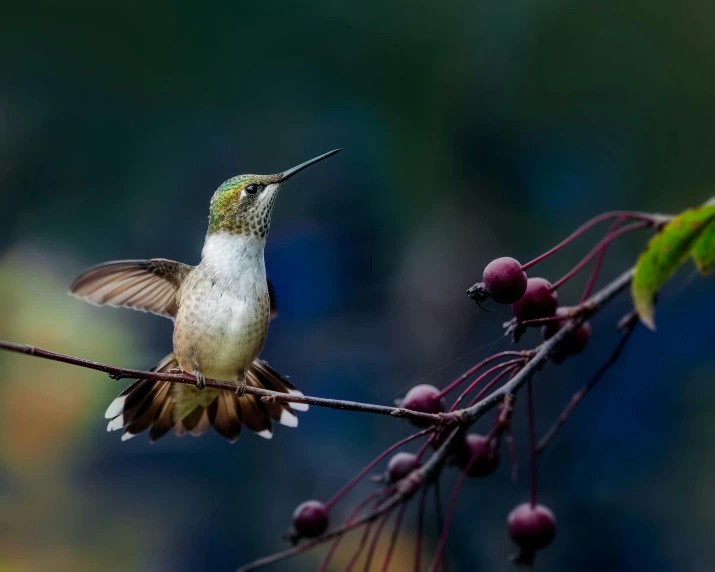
[1,1,714,570]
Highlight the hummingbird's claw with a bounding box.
[167,367,183,374]
[235,378,247,397]
[193,370,206,390]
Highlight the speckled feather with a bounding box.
[208,174,282,236]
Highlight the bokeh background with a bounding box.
[1,1,714,570]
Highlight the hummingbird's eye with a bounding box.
[245,184,258,195]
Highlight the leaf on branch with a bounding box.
[692,219,715,275]
[632,204,715,330]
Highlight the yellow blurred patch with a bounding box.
[303,516,418,571]
[0,248,136,476]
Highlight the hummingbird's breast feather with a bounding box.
[172,233,271,381]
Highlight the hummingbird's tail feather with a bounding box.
[104,354,177,441]
[210,392,242,442]
[247,359,308,431]
[104,356,305,443]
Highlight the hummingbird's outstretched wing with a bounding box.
[69,259,193,318]
[70,259,278,319]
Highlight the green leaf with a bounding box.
[632,205,715,330]
[692,219,715,274]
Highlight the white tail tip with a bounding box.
[279,409,299,428]
[107,415,125,432]
[288,390,309,412]
[105,396,126,419]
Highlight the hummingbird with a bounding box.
[70,149,341,442]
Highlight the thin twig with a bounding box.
[0,341,447,425]
[438,351,527,397]
[346,496,386,571]
[429,464,467,570]
[521,211,661,271]
[363,509,394,571]
[325,428,434,510]
[235,495,404,572]
[536,315,638,455]
[414,484,429,572]
[467,364,522,407]
[433,479,448,572]
[550,221,649,291]
[318,490,384,572]
[527,379,537,508]
[506,427,518,482]
[381,500,409,572]
[449,359,525,411]
[519,315,567,326]
[580,217,625,302]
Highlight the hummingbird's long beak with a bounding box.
[278,149,342,183]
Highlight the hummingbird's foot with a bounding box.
[235,371,247,397]
[193,370,206,390]
[168,367,183,374]
[235,379,247,397]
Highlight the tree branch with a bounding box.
[0,266,636,572]
[0,341,447,425]
[235,267,636,571]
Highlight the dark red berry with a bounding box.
[507,503,557,552]
[482,257,528,304]
[387,452,421,482]
[541,308,592,363]
[401,384,444,426]
[456,433,499,477]
[292,500,329,538]
[512,278,558,322]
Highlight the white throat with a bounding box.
[201,232,266,281]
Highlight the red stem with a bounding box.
[550,221,649,291]
[428,432,495,571]
[324,428,433,510]
[345,497,386,571]
[434,480,448,572]
[318,490,384,572]
[429,426,504,570]
[506,427,518,482]
[438,351,524,398]
[414,485,429,572]
[521,211,654,271]
[520,315,567,326]
[381,500,409,572]
[580,217,625,302]
[415,436,433,461]
[528,379,537,508]
[537,316,637,455]
[449,359,524,412]
[467,364,522,407]
[363,510,393,571]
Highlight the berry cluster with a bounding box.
[240,210,659,572]
[469,256,592,361]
